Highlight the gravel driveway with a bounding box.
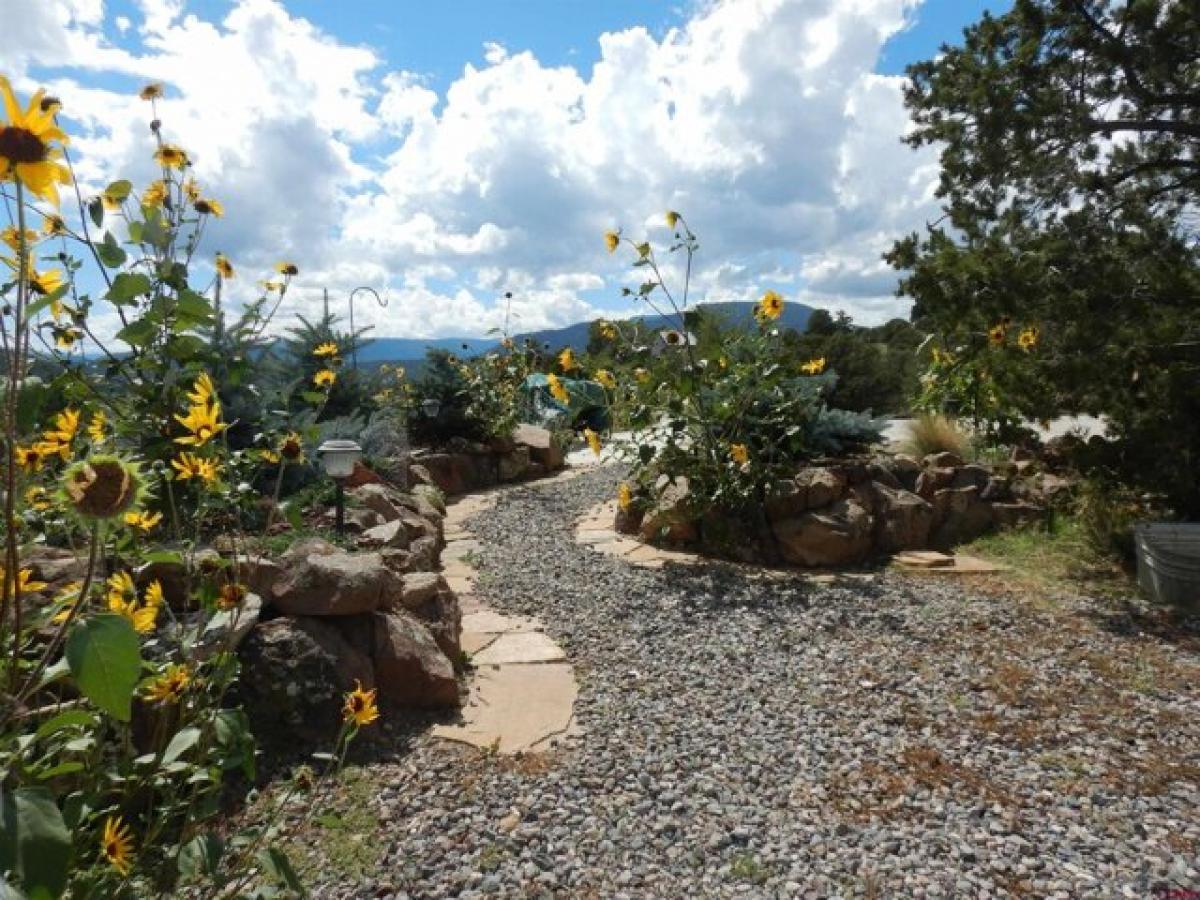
[306,468,1200,899]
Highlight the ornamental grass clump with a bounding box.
[0,74,372,897]
[599,213,884,530]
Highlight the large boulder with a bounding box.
[888,454,923,491]
[237,615,375,747]
[372,611,460,708]
[357,519,410,550]
[270,550,402,616]
[512,424,564,471]
[498,446,531,482]
[931,486,993,547]
[914,467,957,500]
[991,502,1043,530]
[924,451,965,468]
[405,536,441,573]
[765,468,847,521]
[415,453,496,496]
[869,482,934,553]
[397,573,461,659]
[640,475,697,545]
[773,498,874,567]
[352,484,403,522]
[951,464,991,492]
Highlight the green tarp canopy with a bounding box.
[519,373,611,431]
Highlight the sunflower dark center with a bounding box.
[0,127,48,165]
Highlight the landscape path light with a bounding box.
[317,439,362,537]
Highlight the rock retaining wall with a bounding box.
[410,424,566,497]
[621,452,1053,567]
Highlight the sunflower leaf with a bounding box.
[65,614,142,722]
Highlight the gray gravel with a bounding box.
[312,468,1200,899]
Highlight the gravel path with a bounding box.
[311,468,1200,899]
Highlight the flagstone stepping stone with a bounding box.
[431,662,578,754]
[471,631,566,666]
[461,610,541,634]
[894,552,1006,574]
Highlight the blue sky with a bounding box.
[4,0,1012,339]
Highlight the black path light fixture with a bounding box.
[316,439,362,536]
[347,286,388,371]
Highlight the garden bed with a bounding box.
[408,424,567,496]
[619,450,1061,567]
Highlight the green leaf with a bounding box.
[0,787,72,900]
[141,550,185,566]
[115,318,158,349]
[25,285,68,321]
[65,614,142,722]
[34,709,98,741]
[258,846,305,895]
[36,762,85,781]
[162,726,202,764]
[96,233,126,269]
[104,180,132,202]
[107,273,152,305]
[177,833,224,882]
[87,197,104,229]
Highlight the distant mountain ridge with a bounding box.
[356,300,815,365]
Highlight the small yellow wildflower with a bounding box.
[1017,326,1039,352]
[730,443,750,466]
[41,214,67,237]
[546,372,569,404]
[141,179,167,208]
[50,582,84,624]
[584,428,602,456]
[1,226,38,252]
[1,566,48,597]
[214,253,234,280]
[343,680,380,727]
[594,369,616,390]
[172,452,219,484]
[665,210,680,229]
[185,372,218,408]
[800,357,826,375]
[100,816,135,876]
[183,178,201,203]
[106,573,161,634]
[757,290,784,321]
[988,322,1007,346]
[15,444,44,472]
[24,486,52,511]
[194,197,223,217]
[143,664,191,704]
[87,410,106,443]
[313,342,339,358]
[153,143,188,169]
[174,402,225,446]
[123,510,162,532]
[275,261,299,276]
[0,76,73,206]
[558,348,576,371]
[217,582,247,611]
[139,82,165,101]
[44,408,80,445]
[314,369,337,389]
[597,320,617,340]
[634,368,650,383]
[617,482,633,512]
[604,231,620,253]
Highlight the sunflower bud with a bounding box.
[61,455,144,520]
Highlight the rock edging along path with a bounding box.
[431,471,583,754]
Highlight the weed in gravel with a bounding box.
[728,853,769,884]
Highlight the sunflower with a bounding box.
[279,432,305,462]
[15,444,44,472]
[45,408,80,445]
[123,510,162,532]
[185,372,218,408]
[143,664,191,704]
[604,230,619,253]
[63,455,144,520]
[194,197,223,217]
[139,82,165,101]
[1,226,38,252]
[597,320,617,340]
[214,253,234,280]
[100,188,124,212]
[757,290,784,321]
[217,582,247,611]
[275,261,299,276]
[100,816,135,876]
[633,368,650,383]
[617,482,633,512]
[1017,326,1039,352]
[546,372,569,404]
[665,210,680,229]
[313,342,339,358]
[557,348,576,372]
[55,327,82,350]
[584,428,602,457]
[41,213,66,237]
[729,443,750,466]
[1,566,48,598]
[174,402,225,446]
[29,265,65,296]
[141,179,167,208]
[88,410,107,443]
[313,369,337,389]
[800,357,826,375]
[342,680,380,727]
[0,76,71,206]
[153,143,188,169]
[987,323,1007,346]
[49,582,83,624]
[183,178,201,203]
[172,452,220,483]
[24,485,52,511]
[594,369,616,390]
[106,573,161,634]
